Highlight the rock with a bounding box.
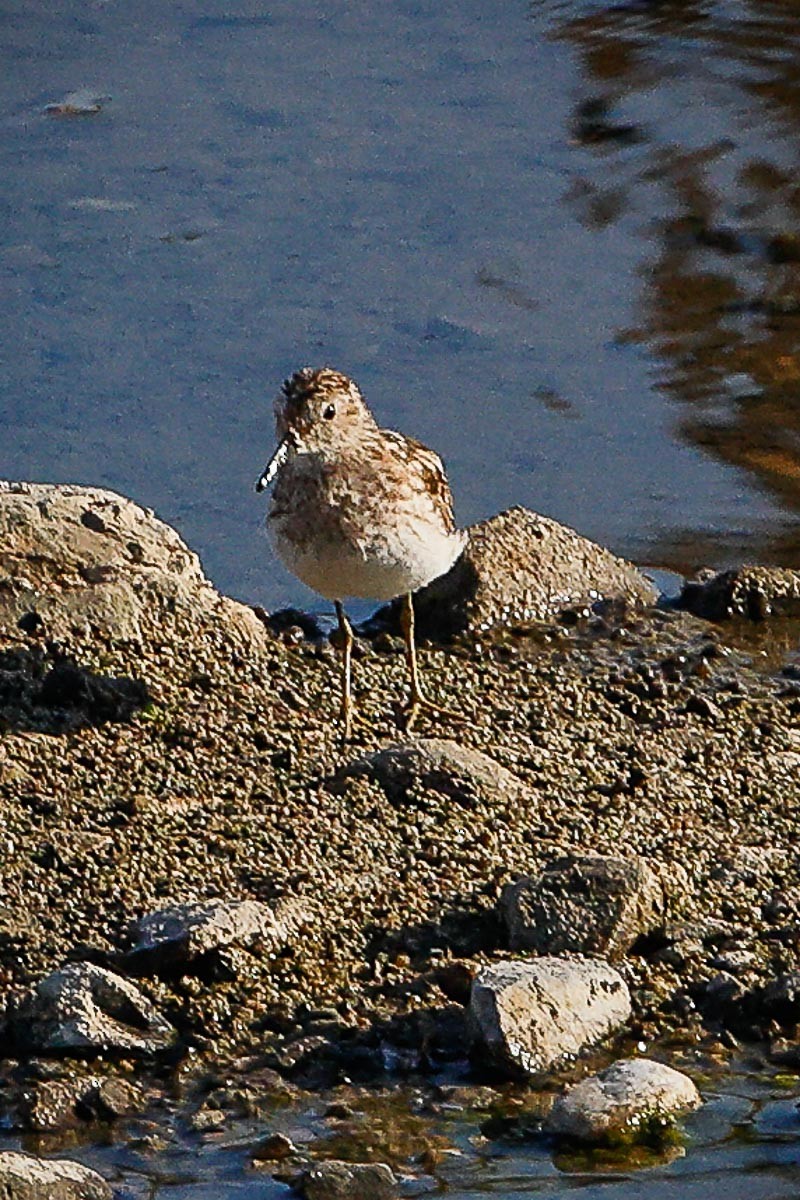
[378,506,657,637]
[470,957,631,1077]
[501,854,667,959]
[680,566,800,621]
[125,896,309,976]
[292,1160,397,1199]
[0,1151,111,1199]
[0,481,264,645]
[335,738,526,808]
[545,1057,702,1143]
[11,962,175,1056]
[78,1077,145,1120]
[252,1131,299,1161]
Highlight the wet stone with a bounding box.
[291,1159,397,1199]
[546,1057,702,1143]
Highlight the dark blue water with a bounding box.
[3,0,797,615]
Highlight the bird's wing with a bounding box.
[382,430,459,535]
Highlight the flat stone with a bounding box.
[0,1151,112,1199]
[292,1160,397,1199]
[501,854,667,959]
[546,1057,702,1142]
[335,738,526,808]
[379,506,657,637]
[681,566,800,621]
[11,962,175,1056]
[126,896,309,975]
[470,957,631,1077]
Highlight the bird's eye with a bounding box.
[323,403,336,420]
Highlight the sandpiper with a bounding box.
[255,367,465,737]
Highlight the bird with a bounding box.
[255,367,466,738]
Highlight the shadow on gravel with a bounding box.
[0,646,149,733]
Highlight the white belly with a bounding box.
[271,520,465,602]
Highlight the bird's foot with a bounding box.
[398,689,465,733]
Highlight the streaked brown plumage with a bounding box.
[256,367,465,737]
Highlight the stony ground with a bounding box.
[1,557,799,1081]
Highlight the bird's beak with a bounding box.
[255,437,291,493]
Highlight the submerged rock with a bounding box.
[470,957,631,1077]
[546,1057,702,1143]
[681,565,800,621]
[292,1159,397,1199]
[335,738,526,808]
[0,1151,111,1199]
[501,854,667,959]
[11,962,175,1056]
[125,896,309,976]
[384,506,658,637]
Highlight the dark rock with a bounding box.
[545,1057,702,1143]
[125,897,309,977]
[470,957,631,1078]
[0,1151,112,1199]
[681,566,800,621]
[500,854,667,960]
[377,506,657,638]
[292,1160,396,1199]
[11,962,175,1056]
[0,646,148,733]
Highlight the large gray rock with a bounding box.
[470,957,631,1077]
[292,1160,396,1199]
[681,565,800,621]
[0,1151,111,1200]
[0,481,264,645]
[383,506,657,637]
[126,896,309,975]
[12,962,175,1056]
[501,854,667,960]
[335,738,526,809]
[546,1057,702,1143]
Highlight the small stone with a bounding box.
[292,1159,396,1199]
[252,1131,298,1160]
[470,957,631,1077]
[545,1057,702,1143]
[335,738,527,809]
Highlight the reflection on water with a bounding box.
[546,0,800,569]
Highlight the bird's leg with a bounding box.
[399,592,464,731]
[333,600,356,741]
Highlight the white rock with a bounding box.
[470,957,631,1076]
[546,1057,702,1142]
[0,1151,111,1199]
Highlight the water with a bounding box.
[10,1066,800,1198]
[3,0,800,616]
[3,1,800,1194]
